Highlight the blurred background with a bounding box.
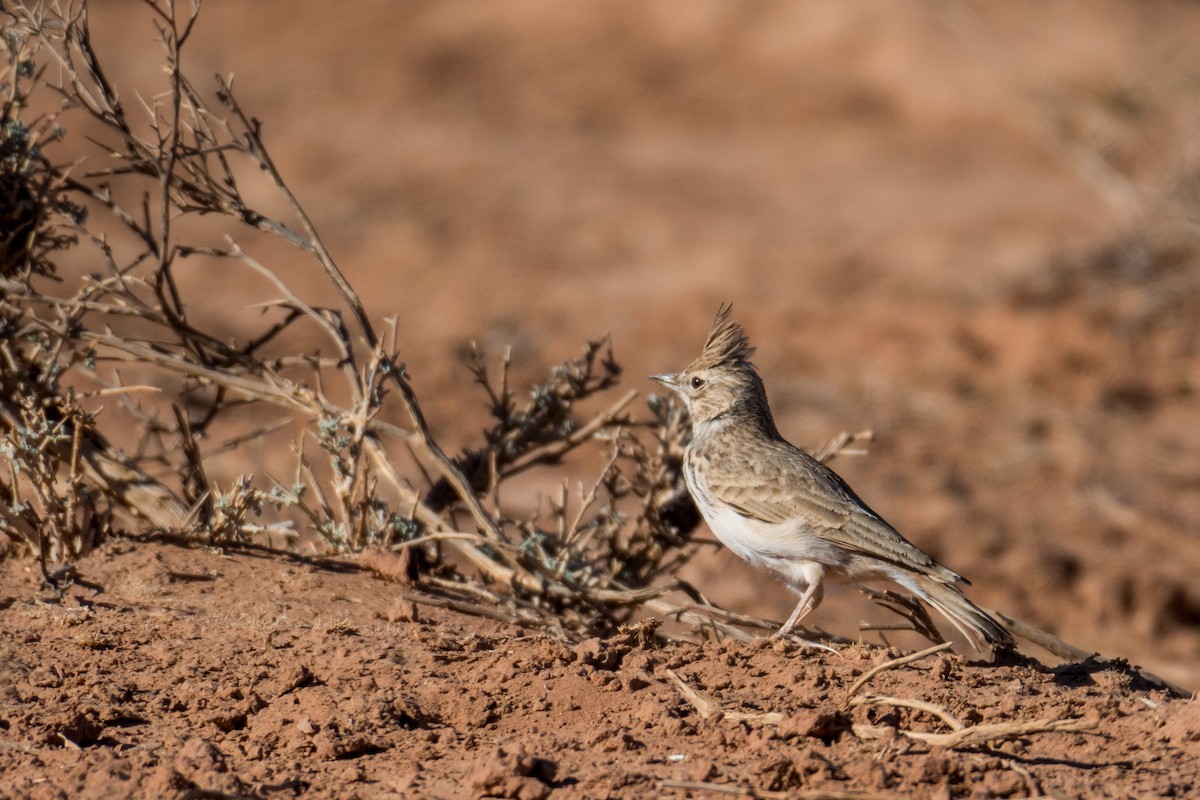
[86,0,1200,685]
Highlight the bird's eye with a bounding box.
[690,376,706,389]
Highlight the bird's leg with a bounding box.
[776,561,827,636]
[771,580,837,653]
[772,575,830,638]
[777,579,824,636]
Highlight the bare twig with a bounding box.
[858,586,945,645]
[811,429,873,464]
[993,610,1190,698]
[852,715,1096,750]
[841,642,953,707]
[843,693,965,731]
[666,669,782,725]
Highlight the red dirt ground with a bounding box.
[3,1,1200,797]
[1,541,1197,799]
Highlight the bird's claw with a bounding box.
[771,630,840,655]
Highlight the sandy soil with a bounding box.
[1,542,1196,799]
[3,0,1200,797]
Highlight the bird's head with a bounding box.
[651,304,774,432]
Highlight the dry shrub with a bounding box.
[0,0,729,636]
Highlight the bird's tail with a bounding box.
[901,575,1013,654]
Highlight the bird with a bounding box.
[651,304,1012,653]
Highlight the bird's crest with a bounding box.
[689,304,755,371]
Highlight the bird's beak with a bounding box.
[651,373,679,389]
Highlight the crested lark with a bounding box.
[653,305,1012,653]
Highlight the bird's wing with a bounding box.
[706,446,959,581]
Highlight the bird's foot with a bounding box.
[770,629,840,655]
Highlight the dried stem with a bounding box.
[841,642,953,706]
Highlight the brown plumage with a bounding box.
[690,303,755,371]
[652,305,1012,653]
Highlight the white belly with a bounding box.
[686,467,852,590]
